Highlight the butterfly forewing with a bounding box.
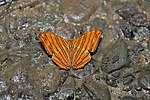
[39,33,53,55]
[39,33,71,70]
[73,30,102,52]
[90,30,102,52]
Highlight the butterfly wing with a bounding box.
[72,30,102,69]
[39,33,71,70]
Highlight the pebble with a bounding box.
[137,68,150,90]
[120,96,137,100]
[123,75,135,85]
[101,39,129,73]
[116,4,150,27]
[83,80,111,100]
[123,85,133,92]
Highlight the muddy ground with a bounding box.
[0,0,150,100]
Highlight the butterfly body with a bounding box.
[39,30,102,70]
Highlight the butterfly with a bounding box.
[39,30,102,70]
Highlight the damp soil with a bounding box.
[0,0,150,100]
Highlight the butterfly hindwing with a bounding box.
[72,48,91,69]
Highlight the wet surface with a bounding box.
[0,0,150,100]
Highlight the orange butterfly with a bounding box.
[39,30,102,70]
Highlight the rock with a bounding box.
[123,75,135,85]
[105,74,118,87]
[120,96,138,100]
[137,67,150,90]
[101,39,129,73]
[134,44,144,52]
[58,89,74,100]
[116,4,150,27]
[123,85,133,92]
[4,15,18,33]
[135,86,142,91]
[120,24,136,40]
[83,80,111,100]
[60,0,100,23]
